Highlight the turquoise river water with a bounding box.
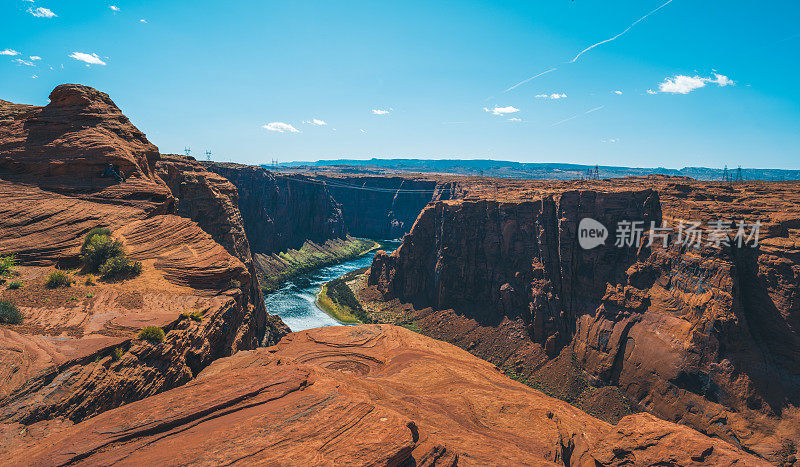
[264,241,399,331]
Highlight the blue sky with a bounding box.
[2,0,799,168]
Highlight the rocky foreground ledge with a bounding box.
[2,325,767,466]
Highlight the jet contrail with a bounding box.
[503,67,558,93]
[570,0,674,63]
[551,105,605,127]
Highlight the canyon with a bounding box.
[0,85,794,465]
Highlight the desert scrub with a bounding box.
[84,274,96,286]
[6,280,22,289]
[111,347,125,361]
[99,256,142,280]
[45,270,73,288]
[0,300,23,324]
[81,230,124,272]
[181,310,203,322]
[0,255,18,276]
[80,227,142,280]
[138,326,165,343]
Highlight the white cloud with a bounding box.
[13,58,35,66]
[31,74,38,79]
[302,118,327,126]
[372,109,390,115]
[263,122,300,133]
[483,105,519,115]
[614,90,623,95]
[30,55,41,60]
[711,73,733,87]
[360,129,366,133]
[647,89,657,95]
[140,19,147,23]
[0,49,20,56]
[508,117,522,122]
[657,73,734,94]
[602,138,619,143]
[109,5,120,12]
[28,7,57,18]
[69,52,107,66]
[536,93,567,100]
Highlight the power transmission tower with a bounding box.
[184,147,191,158]
[722,165,729,182]
[735,165,743,182]
[205,150,212,161]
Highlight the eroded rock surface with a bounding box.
[4,325,766,466]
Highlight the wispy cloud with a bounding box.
[508,117,522,122]
[552,105,605,127]
[614,90,623,95]
[0,49,20,56]
[647,89,657,95]
[484,105,520,115]
[503,67,558,93]
[109,5,120,12]
[602,138,620,143]
[360,129,367,133]
[570,0,673,63]
[535,93,567,100]
[263,122,300,133]
[28,7,57,18]
[302,118,327,126]
[30,55,41,61]
[372,109,391,115]
[69,52,107,66]
[657,73,733,94]
[13,58,35,67]
[140,19,147,23]
[500,2,672,94]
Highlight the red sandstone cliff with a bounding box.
[367,181,800,463]
[0,86,286,440]
[204,162,347,254]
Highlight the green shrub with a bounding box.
[111,347,125,361]
[7,280,22,289]
[0,255,17,276]
[99,256,142,280]
[81,233,124,273]
[81,227,112,249]
[0,300,22,324]
[45,270,73,288]
[138,326,165,343]
[181,310,203,322]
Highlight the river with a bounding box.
[264,241,400,331]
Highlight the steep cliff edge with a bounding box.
[205,163,346,253]
[366,182,800,462]
[155,154,288,341]
[0,85,286,446]
[318,175,458,239]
